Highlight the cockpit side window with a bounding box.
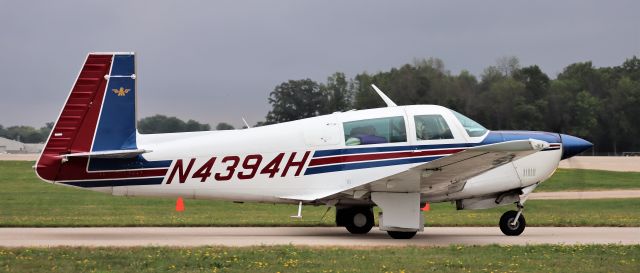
[451,110,488,137]
[343,116,406,146]
[414,115,453,140]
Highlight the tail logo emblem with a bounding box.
[112,87,130,97]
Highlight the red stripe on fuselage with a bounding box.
[309,148,465,167]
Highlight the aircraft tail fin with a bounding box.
[36,52,138,181]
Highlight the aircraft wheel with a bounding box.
[500,210,526,236]
[387,231,417,239]
[344,207,374,234]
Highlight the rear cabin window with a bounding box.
[343,116,406,146]
[414,115,453,140]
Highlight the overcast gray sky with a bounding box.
[1,0,638,128]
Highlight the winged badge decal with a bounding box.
[113,87,130,96]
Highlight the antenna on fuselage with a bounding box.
[242,117,251,129]
[371,84,397,107]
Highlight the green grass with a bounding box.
[1,245,638,273]
[538,168,640,192]
[1,161,639,227]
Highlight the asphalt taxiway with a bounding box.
[1,227,638,247]
[528,190,640,199]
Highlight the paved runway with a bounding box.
[528,190,640,199]
[558,156,640,172]
[1,227,638,247]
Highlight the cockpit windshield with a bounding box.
[451,110,488,137]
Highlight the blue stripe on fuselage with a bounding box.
[60,177,164,188]
[312,143,470,157]
[305,155,445,175]
[479,131,561,146]
[306,131,562,175]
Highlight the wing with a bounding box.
[358,139,549,195]
[281,139,548,201]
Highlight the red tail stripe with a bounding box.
[36,54,113,181]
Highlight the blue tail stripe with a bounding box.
[92,54,137,152]
[111,54,135,75]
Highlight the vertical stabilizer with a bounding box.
[36,52,138,182]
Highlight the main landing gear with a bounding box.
[336,206,374,234]
[336,207,418,239]
[499,203,526,236]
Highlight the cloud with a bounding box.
[0,0,638,127]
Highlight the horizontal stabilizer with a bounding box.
[62,149,150,159]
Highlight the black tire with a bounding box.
[344,207,374,234]
[499,210,526,236]
[387,231,417,239]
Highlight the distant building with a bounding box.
[0,137,43,154]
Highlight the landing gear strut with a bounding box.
[499,183,539,236]
[337,207,374,234]
[499,204,526,236]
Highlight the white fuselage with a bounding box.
[101,105,561,205]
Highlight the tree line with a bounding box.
[4,56,638,155]
[136,115,235,133]
[263,56,640,155]
[0,116,235,143]
[0,123,53,143]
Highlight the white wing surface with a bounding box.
[281,139,548,201]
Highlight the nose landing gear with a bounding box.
[498,183,539,236]
[499,204,526,236]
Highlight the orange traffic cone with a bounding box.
[421,202,430,211]
[176,197,185,212]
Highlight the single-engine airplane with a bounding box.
[36,52,592,239]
